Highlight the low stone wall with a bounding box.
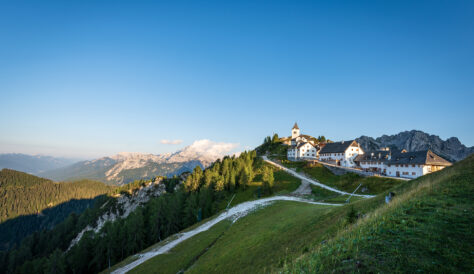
[315,162,373,177]
[317,161,409,180]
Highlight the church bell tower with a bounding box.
[292,122,300,139]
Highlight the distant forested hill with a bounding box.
[0,169,113,223]
[0,169,113,250]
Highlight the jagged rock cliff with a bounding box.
[356,130,474,162]
[67,178,168,250]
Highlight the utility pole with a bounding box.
[226,194,236,210]
[346,184,362,203]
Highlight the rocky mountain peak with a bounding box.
[356,130,473,162]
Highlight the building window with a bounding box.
[412,164,415,167]
[412,172,416,175]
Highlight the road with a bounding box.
[111,196,341,274]
[262,156,375,198]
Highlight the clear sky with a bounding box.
[1,0,473,159]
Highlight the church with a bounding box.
[286,123,318,160]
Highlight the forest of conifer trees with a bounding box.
[0,150,278,274]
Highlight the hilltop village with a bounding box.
[282,123,452,179]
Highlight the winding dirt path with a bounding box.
[111,196,341,274]
[262,156,375,198]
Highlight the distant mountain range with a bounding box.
[3,131,470,185]
[0,154,78,174]
[356,130,474,162]
[39,140,236,185]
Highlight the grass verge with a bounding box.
[284,154,474,273]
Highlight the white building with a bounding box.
[318,140,364,167]
[354,149,452,179]
[288,142,318,160]
[353,148,392,174]
[287,123,318,160]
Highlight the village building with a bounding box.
[287,123,318,160]
[318,140,364,167]
[353,147,392,173]
[385,149,451,178]
[283,124,451,179]
[354,149,452,179]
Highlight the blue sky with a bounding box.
[1,0,473,158]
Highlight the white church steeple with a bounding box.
[292,122,300,139]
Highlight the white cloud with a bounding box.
[160,139,183,145]
[186,139,239,157]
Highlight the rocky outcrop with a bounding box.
[67,179,167,250]
[356,130,474,162]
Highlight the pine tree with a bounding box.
[183,193,199,227]
[262,167,275,194]
[214,175,225,192]
[229,168,236,191]
[272,133,279,143]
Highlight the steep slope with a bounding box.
[0,169,113,250]
[124,201,338,274]
[0,151,267,273]
[111,155,472,274]
[0,153,78,174]
[356,130,473,161]
[285,154,473,273]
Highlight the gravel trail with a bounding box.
[262,156,375,198]
[111,196,341,273]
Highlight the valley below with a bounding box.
[0,136,472,274]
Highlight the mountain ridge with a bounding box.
[356,130,473,162]
[0,153,78,174]
[39,140,238,185]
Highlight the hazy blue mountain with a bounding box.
[0,153,79,174]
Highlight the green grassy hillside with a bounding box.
[285,154,474,273]
[120,202,338,274]
[280,160,403,195]
[112,155,472,274]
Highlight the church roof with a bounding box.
[319,140,357,154]
[292,122,299,130]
